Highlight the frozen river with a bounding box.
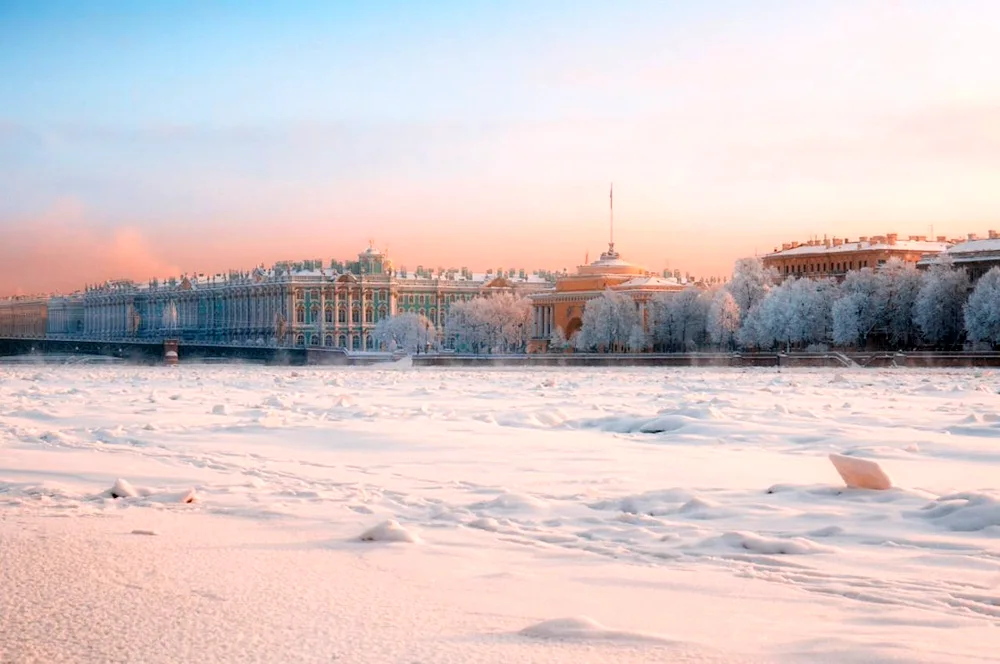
[2,365,999,663]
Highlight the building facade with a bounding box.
[0,245,551,350]
[0,297,48,339]
[917,231,1000,283]
[528,242,687,352]
[762,234,953,280]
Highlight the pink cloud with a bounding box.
[0,199,181,296]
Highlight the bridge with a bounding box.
[0,337,396,366]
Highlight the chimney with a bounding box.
[824,238,831,247]
[989,230,998,240]
[887,233,897,245]
[791,241,800,249]
[832,238,844,247]
[937,235,947,242]
[782,243,791,251]
[968,233,978,241]
[859,236,868,243]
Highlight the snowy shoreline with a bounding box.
[2,365,1000,662]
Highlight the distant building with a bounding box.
[0,244,552,350]
[762,233,953,280]
[0,296,48,339]
[917,231,1000,282]
[527,241,687,352]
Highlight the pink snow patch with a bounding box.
[519,616,676,644]
[829,453,893,490]
[358,519,420,543]
[107,479,197,504]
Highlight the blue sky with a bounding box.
[2,0,999,294]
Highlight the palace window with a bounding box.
[325,335,333,347]
[338,335,346,348]
[296,334,305,346]
[365,309,373,323]
[310,307,319,323]
[296,308,305,323]
[339,309,346,324]
[325,309,333,323]
[352,309,360,323]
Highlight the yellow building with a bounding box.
[527,242,685,352]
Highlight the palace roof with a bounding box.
[765,238,951,258]
[918,235,1000,266]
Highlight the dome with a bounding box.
[575,243,647,277]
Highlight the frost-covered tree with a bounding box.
[913,261,969,348]
[965,267,1000,347]
[549,326,569,352]
[832,292,868,347]
[627,324,648,352]
[576,290,640,352]
[728,257,778,316]
[373,312,435,352]
[879,259,923,349]
[739,277,835,351]
[831,269,884,347]
[445,293,532,353]
[649,288,709,351]
[706,289,741,350]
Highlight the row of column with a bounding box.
[85,299,130,337]
[534,305,554,338]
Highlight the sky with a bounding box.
[1,0,999,295]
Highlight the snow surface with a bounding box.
[2,365,1000,662]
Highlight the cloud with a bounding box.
[0,198,181,296]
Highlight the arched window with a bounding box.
[365,335,373,350]
[324,335,333,347]
[338,308,346,324]
[311,335,320,345]
[325,309,333,323]
[338,335,347,348]
[310,307,319,323]
[296,308,305,323]
[352,309,360,323]
[365,308,373,323]
[295,334,305,346]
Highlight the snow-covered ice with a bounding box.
[2,365,1000,663]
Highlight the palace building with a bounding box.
[0,296,49,339]
[527,240,686,352]
[7,244,550,350]
[917,231,1000,283]
[762,233,953,281]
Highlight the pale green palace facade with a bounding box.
[16,245,550,350]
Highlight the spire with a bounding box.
[601,182,618,260]
[609,181,614,254]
